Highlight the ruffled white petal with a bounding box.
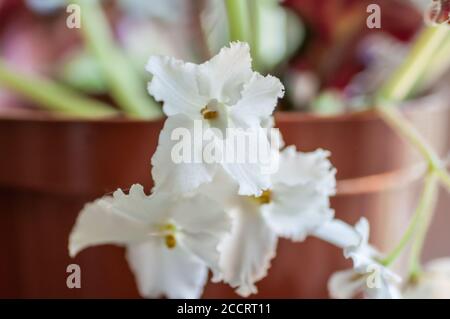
[127,240,208,299]
[343,218,378,268]
[426,258,450,274]
[261,182,334,241]
[354,217,370,247]
[365,268,401,299]
[219,202,278,297]
[328,269,366,299]
[146,55,207,117]
[151,114,217,194]
[258,145,335,241]
[327,217,401,299]
[262,115,285,150]
[312,219,361,249]
[110,184,168,223]
[343,217,370,256]
[403,258,450,299]
[170,194,231,279]
[328,266,401,299]
[229,73,284,129]
[222,124,278,196]
[272,146,336,196]
[222,157,272,196]
[362,263,402,299]
[197,42,253,104]
[197,169,241,209]
[69,196,149,258]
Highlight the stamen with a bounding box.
[160,223,177,249]
[201,107,218,120]
[251,190,272,205]
[161,224,176,232]
[165,234,176,249]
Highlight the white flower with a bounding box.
[327,218,401,299]
[403,258,450,299]
[218,201,278,297]
[262,146,336,241]
[147,42,285,196]
[69,184,231,299]
[201,145,336,296]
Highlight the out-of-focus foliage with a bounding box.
[202,0,304,73]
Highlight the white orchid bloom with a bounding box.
[327,218,402,299]
[403,258,450,299]
[201,145,336,296]
[69,184,231,299]
[147,42,285,196]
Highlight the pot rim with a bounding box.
[0,92,447,196]
[0,91,447,124]
[276,91,448,123]
[336,162,427,196]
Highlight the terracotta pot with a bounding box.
[0,95,448,298]
[0,116,164,298]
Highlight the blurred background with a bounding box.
[0,0,449,298]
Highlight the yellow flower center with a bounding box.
[160,223,177,249]
[201,106,218,120]
[250,189,272,205]
[165,234,177,249]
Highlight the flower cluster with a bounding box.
[326,218,401,299]
[68,42,403,299]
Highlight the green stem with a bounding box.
[247,0,262,72]
[0,60,117,118]
[376,103,450,191]
[71,0,162,119]
[379,26,449,101]
[381,169,437,266]
[225,0,252,44]
[375,24,450,276]
[419,34,450,89]
[436,168,450,189]
[408,172,439,278]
